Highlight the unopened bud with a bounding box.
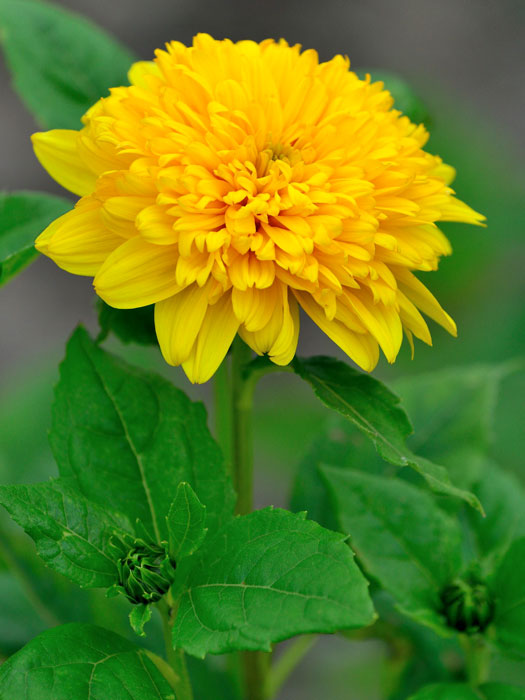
[441,577,493,633]
[115,538,176,605]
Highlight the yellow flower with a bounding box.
[33,34,484,383]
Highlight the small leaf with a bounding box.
[0,191,71,286]
[167,482,207,560]
[292,356,482,512]
[97,299,157,346]
[490,537,525,657]
[0,0,136,128]
[0,479,130,589]
[129,604,152,637]
[172,507,375,657]
[0,623,177,699]
[467,460,525,569]
[409,683,525,700]
[51,327,235,543]
[321,466,463,634]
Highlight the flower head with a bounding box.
[33,34,484,382]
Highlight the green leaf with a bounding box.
[167,482,207,560]
[51,327,235,543]
[0,191,70,286]
[395,364,515,489]
[292,356,481,511]
[97,300,157,346]
[0,479,130,589]
[321,466,462,633]
[490,537,525,657]
[409,684,525,700]
[0,0,136,129]
[0,623,177,699]
[467,461,525,569]
[129,604,152,638]
[357,69,431,126]
[172,507,375,657]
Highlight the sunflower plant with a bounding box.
[1,2,524,700]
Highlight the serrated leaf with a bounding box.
[292,356,482,512]
[97,300,157,346]
[0,479,130,589]
[0,623,176,699]
[321,466,462,634]
[172,507,375,657]
[129,604,152,637]
[490,537,525,657]
[409,683,525,700]
[0,0,135,129]
[167,482,207,560]
[395,364,515,489]
[51,327,235,543]
[0,191,70,286]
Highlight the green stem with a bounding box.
[159,600,193,700]
[461,635,490,687]
[214,357,232,469]
[265,636,317,699]
[229,337,270,699]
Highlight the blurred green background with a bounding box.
[0,1,524,698]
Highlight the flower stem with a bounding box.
[159,599,193,700]
[265,636,317,699]
[461,635,491,686]
[229,337,270,698]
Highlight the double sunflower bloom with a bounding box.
[33,34,484,382]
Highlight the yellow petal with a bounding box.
[294,290,380,371]
[128,60,162,88]
[343,291,403,363]
[94,237,181,308]
[155,283,211,365]
[35,199,120,275]
[394,267,457,336]
[182,293,239,383]
[32,130,96,196]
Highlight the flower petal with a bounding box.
[182,293,239,383]
[32,130,96,196]
[394,267,457,336]
[294,290,380,371]
[155,283,211,365]
[35,199,121,275]
[94,237,181,308]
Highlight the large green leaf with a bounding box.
[395,364,514,488]
[50,327,235,542]
[409,683,525,699]
[0,191,70,286]
[172,507,375,657]
[0,0,135,129]
[322,466,462,633]
[490,537,525,657]
[166,482,207,561]
[0,623,176,699]
[0,479,130,589]
[292,356,481,511]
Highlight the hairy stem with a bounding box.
[229,337,270,698]
[159,599,193,700]
[461,635,491,686]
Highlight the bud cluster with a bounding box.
[111,533,177,605]
[441,576,494,634]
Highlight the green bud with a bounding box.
[114,536,176,605]
[441,576,493,633]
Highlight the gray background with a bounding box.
[1,0,524,376]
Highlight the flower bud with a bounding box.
[116,539,176,605]
[441,577,493,633]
